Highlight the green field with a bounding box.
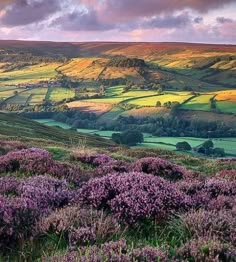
[47,87,75,102]
[0,63,61,85]
[181,94,215,111]
[125,93,194,107]
[217,101,236,114]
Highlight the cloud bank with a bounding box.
[0,0,235,43]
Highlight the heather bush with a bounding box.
[17,175,73,212]
[176,236,235,262]
[44,240,168,262]
[215,170,236,181]
[181,209,236,245]
[78,172,188,223]
[132,157,187,181]
[177,178,236,210]
[0,148,81,183]
[0,196,40,249]
[0,140,27,155]
[0,176,19,196]
[38,206,120,245]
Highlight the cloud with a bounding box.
[52,8,113,31]
[143,12,191,29]
[82,0,236,23]
[216,17,233,24]
[0,0,61,26]
[194,17,203,24]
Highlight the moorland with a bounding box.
[0,41,236,261]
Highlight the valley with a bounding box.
[0,41,235,156]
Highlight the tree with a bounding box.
[213,148,225,157]
[156,101,162,107]
[176,141,192,151]
[99,85,105,96]
[112,130,144,146]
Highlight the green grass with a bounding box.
[125,93,193,107]
[83,86,159,105]
[181,94,215,111]
[217,101,236,114]
[47,87,75,102]
[0,63,61,85]
[35,119,72,129]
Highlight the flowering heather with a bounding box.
[17,175,73,212]
[132,157,187,181]
[216,170,236,181]
[0,140,27,155]
[0,148,81,182]
[38,206,120,245]
[181,209,236,245]
[69,227,96,247]
[176,236,235,262]
[45,240,168,262]
[0,176,19,196]
[177,178,236,210]
[0,195,39,249]
[78,172,188,223]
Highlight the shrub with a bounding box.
[181,209,236,245]
[176,236,234,262]
[0,196,40,249]
[0,148,81,182]
[132,157,187,181]
[17,175,73,212]
[44,240,168,262]
[78,172,188,223]
[38,206,120,244]
[216,170,236,181]
[0,176,19,196]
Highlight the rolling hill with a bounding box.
[0,112,113,147]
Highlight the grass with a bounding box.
[125,93,193,107]
[47,87,75,102]
[35,119,72,129]
[0,63,61,85]
[181,94,215,111]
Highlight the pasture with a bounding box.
[0,63,61,85]
[47,87,75,102]
[124,92,194,107]
[181,94,215,111]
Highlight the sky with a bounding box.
[0,0,236,44]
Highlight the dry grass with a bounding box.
[67,101,113,115]
[215,90,236,102]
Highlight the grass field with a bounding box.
[47,87,75,102]
[0,63,61,85]
[125,93,194,107]
[181,94,215,111]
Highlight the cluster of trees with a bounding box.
[176,140,225,157]
[112,130,144,146]
[107,57,146,68]
[24,110,236,139]
[197,140,225,157]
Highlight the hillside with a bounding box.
[0,112,112,147]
